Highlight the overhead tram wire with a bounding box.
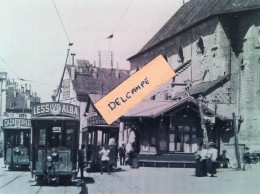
[51,0,74,102]
[0,55,53,86]
[106,0,134,40]
[51,0,72,44]
[106,0,134,66]
[112,0,134,35]
[0,56,20,78]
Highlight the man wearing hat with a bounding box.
[118,143,126,165]
[207,142,218,177]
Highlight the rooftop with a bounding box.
[67,65,130,97]
[128,0,260,60]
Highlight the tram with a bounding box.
[30,102,80,183]
[2,118,31,170]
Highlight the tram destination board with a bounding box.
[3,118,31,128]
[32,102,80,118]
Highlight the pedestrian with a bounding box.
[219,150,229,168]
[199,145,208,177]
[207,142,218,177]
[78,145,85,179]
[99,145,110,175]
[195,142,202,177]
[109,140,117,170]
[118,143,126,165]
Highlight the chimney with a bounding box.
[111,51,113,69]
[29,85,31,95]
[92,65,98,78]
[98,51,101,67]
[25,84,27,92]
[116,69,120,79]
[71,66,75,80]
[71,53,76,66]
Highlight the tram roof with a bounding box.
[2,127,30,130]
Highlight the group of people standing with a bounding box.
[195,142,218,177]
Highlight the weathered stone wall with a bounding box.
[129,10,260,148]
[236,11,260,148]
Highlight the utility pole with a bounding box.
[197,96,209,148]
[233,112,241,170]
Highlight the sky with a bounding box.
[0,0,183,102]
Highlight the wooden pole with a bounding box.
[233,112,241,170]
[198,98,209,148]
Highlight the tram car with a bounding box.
[2,118,31,170]
[30,102,80,183]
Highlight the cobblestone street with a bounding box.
[1,159,260,194]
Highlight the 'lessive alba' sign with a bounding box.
[94,55,176,125]
[32,102,80,118]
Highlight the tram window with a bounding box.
[65,129,74,147]
[39,129,46,146]
[51,127,61,147]
[24,133,30,146]
[6,133,14,147]
[20,132,24,145]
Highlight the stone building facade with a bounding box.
[57,59,129,146]
[0,72,41,154]
[123,0,260,165]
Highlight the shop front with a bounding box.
[122,97,226,167]
[83,94,120,169]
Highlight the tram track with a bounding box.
[0,172,26,189]
[35,186,42,194]
[0,171,9,177]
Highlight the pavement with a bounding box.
[86,164,260,194]
[0,158,260,194]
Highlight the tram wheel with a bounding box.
[251,158,258,164]
[8,165,14,171]
[35,176,44,185]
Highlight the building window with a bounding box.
[178,46,184,63]
[10,102,16,109]
[169,125,198,153]
[197,37,205,55]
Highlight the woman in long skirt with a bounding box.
[207,142,218,177]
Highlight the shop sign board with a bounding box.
[87,115,119,127]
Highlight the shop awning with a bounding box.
[189,75,229,96]
[123,97,226,120]
[123,97,197,118]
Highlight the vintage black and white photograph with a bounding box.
[0,0,260,193]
